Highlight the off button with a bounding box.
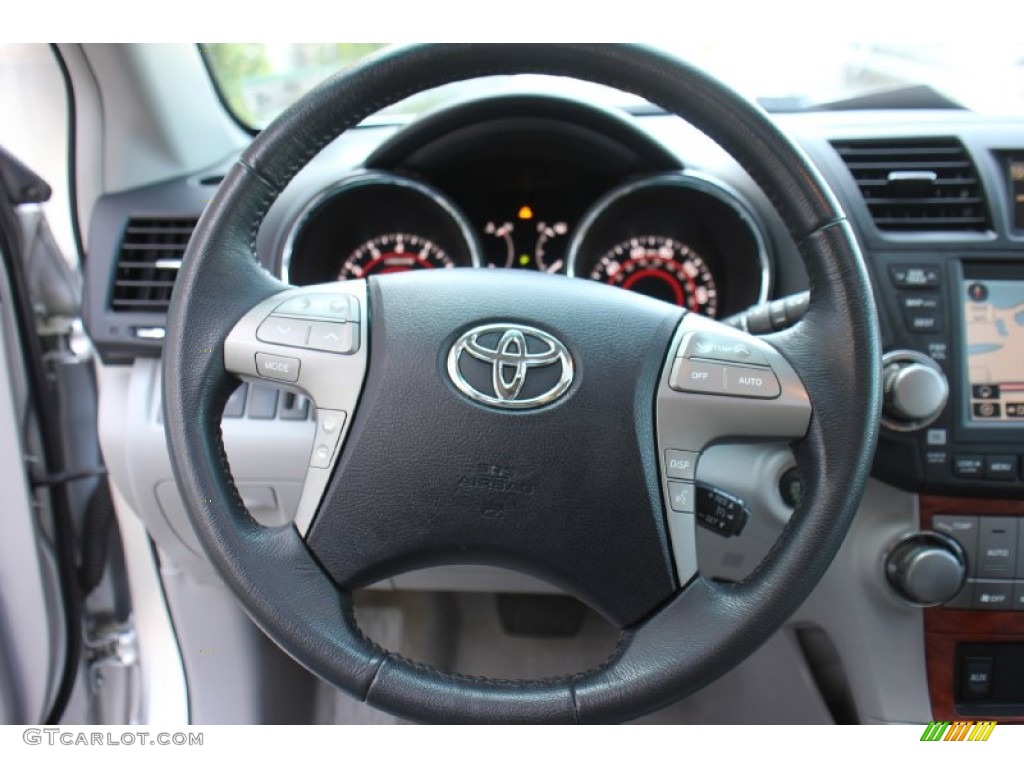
[255,352,300,382]
[669,359,725,394]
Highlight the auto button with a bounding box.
[723,365,780,398]
[977,517,1018,579]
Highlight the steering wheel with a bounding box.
[163,44,881,724]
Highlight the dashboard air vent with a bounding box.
[831,138,989,232]
[110,216,197,312]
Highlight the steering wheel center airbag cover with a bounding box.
[306,269,680,627]
[447,322,574,409]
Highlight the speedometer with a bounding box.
[339,233,454,279]
[590,236,718,316]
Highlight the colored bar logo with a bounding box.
[920,721,997,741]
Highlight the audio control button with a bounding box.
[255,353,300,383]
[890,265,940,288]
[904,310,943,333]
[952,454,984,479]
[985,455,1018,481]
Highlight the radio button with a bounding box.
[952,454,984,479]
[890,264,941,288]
[900,293,941,311]
[985,455,1018,481]
[973,402,1002,418]
[904,310,943,333]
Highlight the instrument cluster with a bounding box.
[284,170,769,318]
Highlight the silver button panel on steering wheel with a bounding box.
[224,281,369,534]
[656,313,812,584]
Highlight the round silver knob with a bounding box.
[882,350,948,430]
[885,532,966,606]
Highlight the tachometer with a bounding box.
[339,232,454,279]
[591,236,718,316]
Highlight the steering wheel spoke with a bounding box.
[223,281,369,533]
[656,312,811,582]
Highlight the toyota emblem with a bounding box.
[447,324,573,409]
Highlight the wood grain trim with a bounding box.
[921,495,1024,721]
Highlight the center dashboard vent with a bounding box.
[110,216,197,312]
[831,138,990,232]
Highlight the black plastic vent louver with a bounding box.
[832,138,990,232]
[110,216,197,312]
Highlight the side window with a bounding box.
[0,44,74,265]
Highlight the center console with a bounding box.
[870,237,1024,719]
[873,256,1024,497]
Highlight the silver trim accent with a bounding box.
[133,326,166,340]
[279,171,483,284]
[655,312,811,582]
[447,323,573,410]
[565,171,771,307]
[223,281,369,536]
[883,530,967,609]
[880,349,949,432]
[153,258,182,270]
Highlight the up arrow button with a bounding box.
[307,321,358,354]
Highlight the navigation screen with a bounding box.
[963,277,1024,422]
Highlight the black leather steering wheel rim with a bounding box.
[163,43,881,724]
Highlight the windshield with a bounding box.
[203,43,1024,130]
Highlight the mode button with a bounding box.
[255,353,300,383]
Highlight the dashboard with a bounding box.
[84,89,1024,724]
[282,96,767,318]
